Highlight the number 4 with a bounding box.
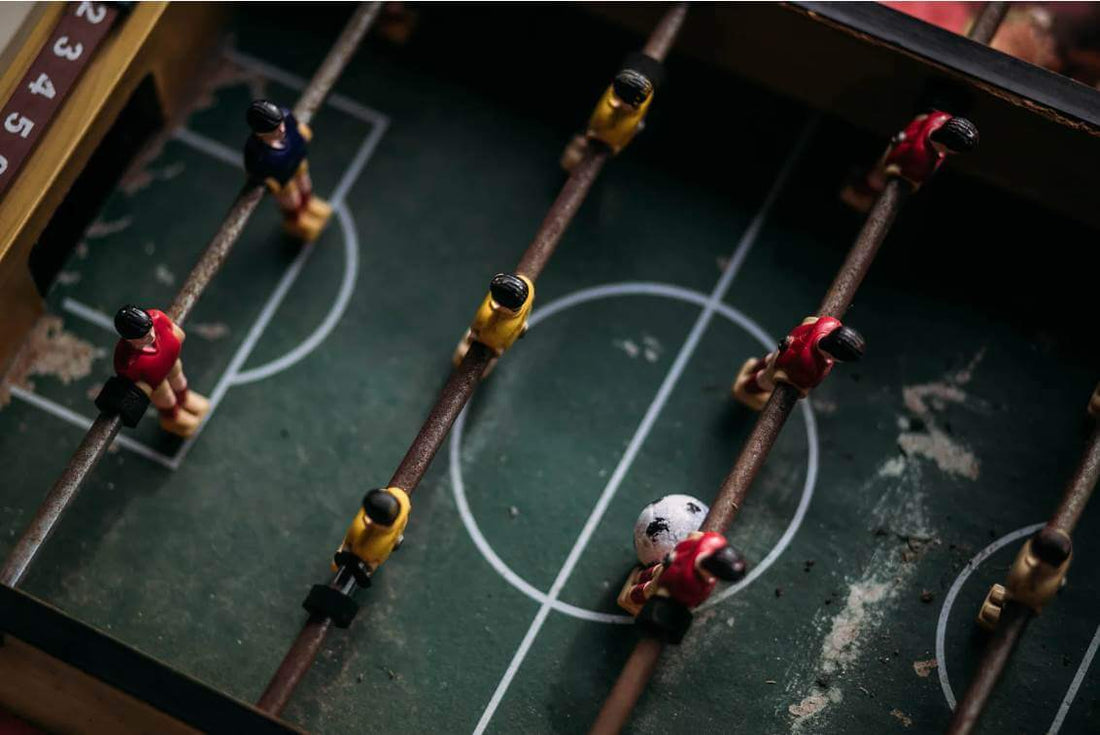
[28,73,56,99]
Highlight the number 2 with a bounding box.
[76,1,106,24]
[28,73,56,99]
[5,113,35,139]
[53,36,83,61]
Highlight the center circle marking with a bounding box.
[449,282,820,624]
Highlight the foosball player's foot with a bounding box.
[181,390,211,419]
[306,195,333,222]
[732,358,771,411]
[636,596,694,644]
[303,583,360,629]
[839,182,875,214]
[283,210,328,242]
[560,133,588,172]
[159,409,201,438]
[977,583,1006,631]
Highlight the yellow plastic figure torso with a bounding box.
[334,487,411,572]
[586,86,652,154]
[469,275,535,355]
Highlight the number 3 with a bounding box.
[53,36,83,61]
[76,2,106,24]
[5,113,35,139]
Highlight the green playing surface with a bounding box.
[1,5,1098,734]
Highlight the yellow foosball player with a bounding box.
[977,525,1072,630]
[561,52,665,171]
[303,487,410,628]
[453,273,535,375]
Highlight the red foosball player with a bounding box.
[841,112,979,212]
[112,306,209,437]
[244,99,333,242]
[732,317,865,411]
[619,531,747,644]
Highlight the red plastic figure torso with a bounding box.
[884,111,952,186]
[114,310,180,387]
[659,531,729,609]
[773,317,841,392]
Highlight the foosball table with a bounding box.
[0,3,1097,733]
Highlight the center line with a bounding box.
[470,117,818,735]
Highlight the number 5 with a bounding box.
[5,113,35,139]
[53,36,83,61]
[76,1,106,24]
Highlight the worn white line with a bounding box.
[61,297,115,333]
[226,48,390,128]
[451,282,819,623]
[471,119,817,735]
[9,386,176,469]
[172,128,242,169]
[1048,622,1100,734]
[936,523,1044,709]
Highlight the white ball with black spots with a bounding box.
[633,494,709,566]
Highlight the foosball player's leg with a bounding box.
[732,357,772,411]
[151,379,200,437]
[560,133,589,172]
[636,596,694,645]
[94,376,152,427]
[167,359,209,419]
[977,583,1006,630]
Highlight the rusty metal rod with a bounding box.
[592,154,913,735]
[945,601,1031,735]
[1049,421,1100,535]
[947,409,1100,735]
[967,2,1009,45]
[259,4,692,716]
[0,414,121,587]
[642,2,688,61]
[1,3,380,591]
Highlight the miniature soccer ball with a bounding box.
[633,494,709,566]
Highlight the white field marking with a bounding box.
[450,282,819,623]
[61,298,115,333]
[225,48,390,128]
[9,386,176,469]
[1049,622,1100,734]
[471,119,818,735]
[231,113,386,385]
[936,523,1044,709]
[172,128,242,169]
[27,53,388,469]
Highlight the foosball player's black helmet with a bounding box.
[700,545,748,583]
[247,99,285,134]
[612,69,654,108]
[489,273,529,311]
[930,117,979,153]
[818,325,866,363]
[362,489,401,527]
[114,305,153,339]
[1032,527,1073,566]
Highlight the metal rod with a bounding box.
[967,2,1009,45]
[1,2,381,591]
[591,155,912,735]
[945,601,1031,735]
[389,343,495,492]
[817,178,906,318]
[515,149,608,280]
[1049,422,1100,535]
[642,2,689,61]
[0,415,121,587]
[947,408,1100,734]
[293,2,383,126]
[256,615,333,715]
[259,4,692,715]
